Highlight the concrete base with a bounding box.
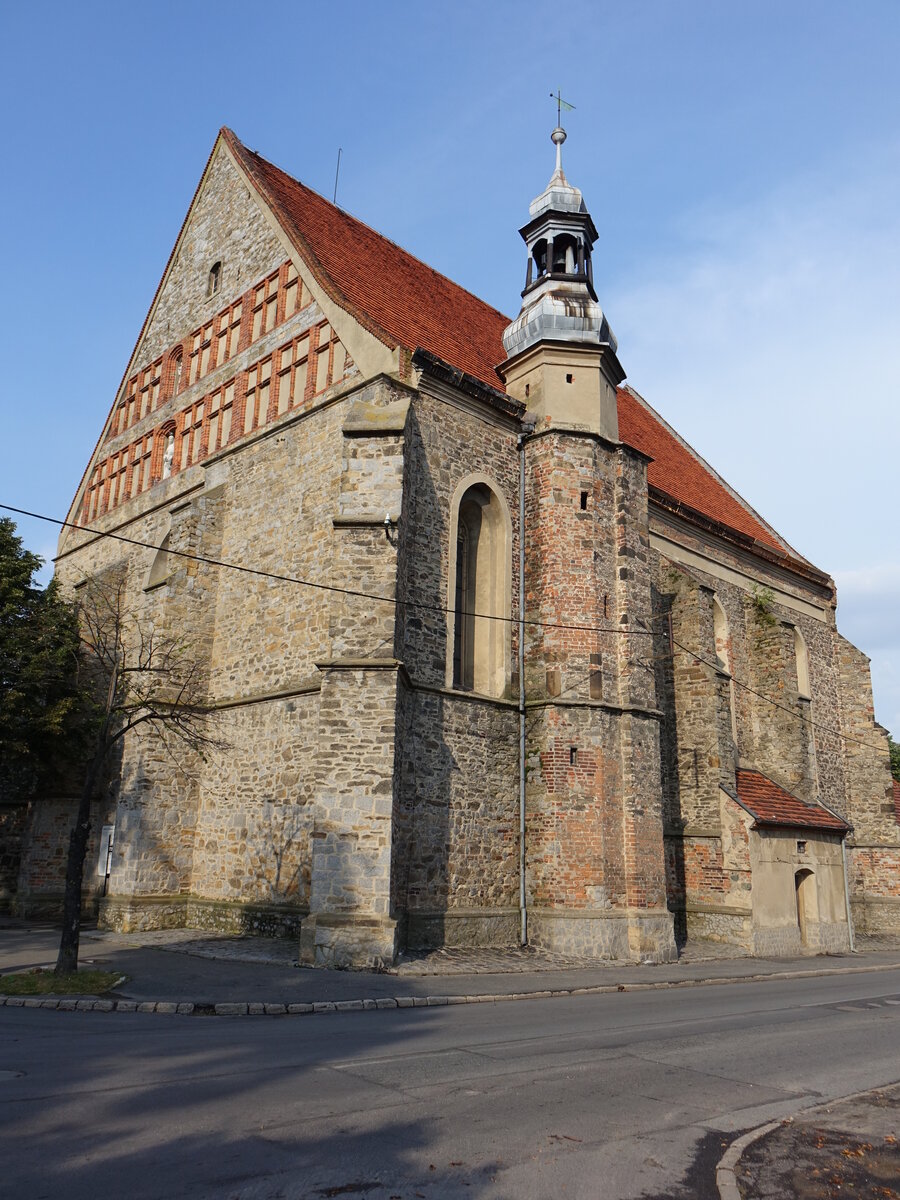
[405,908,520,950]
[684,906,752,949]
[851,895,900,935]
[527,908,677,963]
[751,919,851,957]
[99,894,306,939]
[299,913,399,969]
[13,891,101,921]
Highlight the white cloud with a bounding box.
[610,139,900,735]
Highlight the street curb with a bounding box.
[716,1120,782,1200]
[715,1082,900,1200]
[2,958,898,1017]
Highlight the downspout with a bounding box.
[518,430,529,946]
[840,835,856,953]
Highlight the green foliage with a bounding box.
[890,736,900,783]
[0,967,123,995]
[750,584,777,628]
[0,518,87,803]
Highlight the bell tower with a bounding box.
[499,125,624,440]
[503,124,677,963]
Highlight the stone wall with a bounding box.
[0,805,27,910]
[15,794,113,918]
[837,636,900,933]
[137,145,287,370]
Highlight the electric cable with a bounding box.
[1,502,889,756]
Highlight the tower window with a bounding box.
[580,491,588,510]
[207,261,222,298]
[451,481,510,697]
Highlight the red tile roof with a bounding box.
[735,769,849,833]
[616,388,786,553]
[224,129,800,564]
[225,129,511,392]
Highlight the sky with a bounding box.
[1,0,898,735]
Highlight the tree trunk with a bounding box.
[54,749,105,975]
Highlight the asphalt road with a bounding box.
[2,969,899,1200]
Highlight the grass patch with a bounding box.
[0,968,124,996]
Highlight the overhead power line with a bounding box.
[1,504,655,640]
[1,502,889,757]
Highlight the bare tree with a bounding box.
[55,574,224,975]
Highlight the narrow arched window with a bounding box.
[146,533,171,589]
[169,349,183,398]
[713,597,732,675]
[450,481,511,698]
[794,626,811,699]
[713,595,738,747]
[207,261,222,298]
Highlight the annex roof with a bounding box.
[225,129,807,567]
[735,769,850,834]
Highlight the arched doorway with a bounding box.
[795,868,816,946]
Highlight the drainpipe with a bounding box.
[517,429,530,946]
[840,836,856,953]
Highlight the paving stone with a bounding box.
[137,1002,157,1013]
[115,1001,138,1012]
[248,1003,266,1015]
[374,998,398,1009]
[155,1002,178,1014]
[214,1003,247,1015]
[264,1003,286,1015]
[287,1003,314,1014]
[176,1003,194,1014]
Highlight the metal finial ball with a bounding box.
[551,126,567,146]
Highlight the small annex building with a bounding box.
[12,125,899,966]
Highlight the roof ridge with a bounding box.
[622,384,804,560]
[228,129,513,329]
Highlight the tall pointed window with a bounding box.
[207,261,222,298]
[713,595,738,746]
[450,481,511,698]
[794,626,811,700]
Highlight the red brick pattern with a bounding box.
[80,309,352,524]
[225,130,511,393]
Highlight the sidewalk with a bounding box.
[3,917,900,1015]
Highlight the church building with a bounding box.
[14,126,899,965]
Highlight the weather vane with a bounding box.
[550,89,575,127]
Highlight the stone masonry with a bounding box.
[12,127,896,965]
